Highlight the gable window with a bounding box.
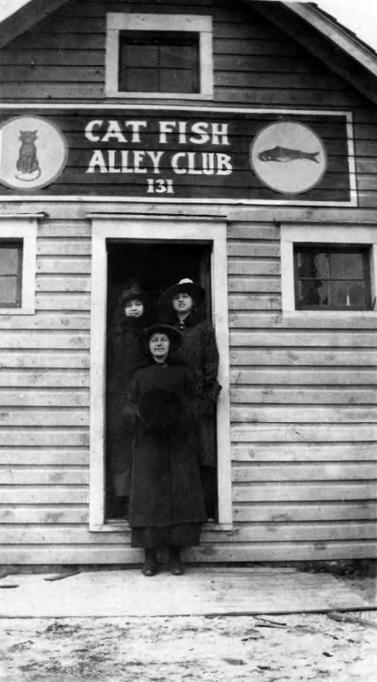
[106,14,213,99]
[0,241,23,307]
[294,245,371,310]
[119,31,199,94]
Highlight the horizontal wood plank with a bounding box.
[0,409,88,427]
[37,257,91,274]
[231,405,377,423]
[230,331,377,347]
[0,467,89,485]
[36,294,91,311]
[231,463,377,482]
[231,387,377,404]
[231,368,377,385]
[36,276,90,292]
[233,482,377,502]
[0,389,89,407]
[229,313,377,329]
[233,502,377,523]
[207,522,377,543]
[0,370,89,386]
[0,449,88,465]
[0,352,89,369]
[0,332,89,349]
[0,430,89,446]
[230,349,377,366]
[232,424,377,441]
[0,486,88,504]
[0,314,90,330]
[232,443,377,461]
[0,506,88,524]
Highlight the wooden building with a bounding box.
[0,0,376,565]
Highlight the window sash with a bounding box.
[0,240,23,308]
[118,30,200,93]
[294,245,371,310]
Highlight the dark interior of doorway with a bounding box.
[105,239,216,521]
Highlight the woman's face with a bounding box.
[124,298,144,318]
[172,292,194,315]
[149,333,170,363]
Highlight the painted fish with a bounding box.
[258,145,320,163]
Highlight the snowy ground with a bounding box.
[1,608,376,681]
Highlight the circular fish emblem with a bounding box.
[0,115,67,190]
[250,121,327,194]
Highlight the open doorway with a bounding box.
[105,239,217,522]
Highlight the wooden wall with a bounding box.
[0,216,376,563]
[0,0,376,562]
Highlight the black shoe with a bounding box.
[141,549,159,577]
[169,546,184,575]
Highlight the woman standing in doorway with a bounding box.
[106,282,148,519]
[125,323,206,576]
[159,278,221,521]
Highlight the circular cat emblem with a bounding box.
[0,115,67,190]
[250,121,327,194]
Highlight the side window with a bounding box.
[106,13,213,99]
[280,225,377,315]
[294,245,372,310]
[0,240,23,308]
[0,220,37,315]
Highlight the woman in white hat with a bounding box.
[124,323,206,577]
[159,279,221,520]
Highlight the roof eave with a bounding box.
[0,0,69,49]
[283,2,377,78]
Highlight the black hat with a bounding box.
[119,282,146,306]
[159,278,205,308]
[143,323,182,351]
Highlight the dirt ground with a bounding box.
[0,576,376,682]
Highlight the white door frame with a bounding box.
[89,216,232,531]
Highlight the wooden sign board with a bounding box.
[0,106,355,205]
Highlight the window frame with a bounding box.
[0,240,23,308]
[281,224,377,317]
[0,218,37,315]
[89,217,232,533]
[293,244,372,311]
[105,13,214,99]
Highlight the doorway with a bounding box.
[105,239,215,520]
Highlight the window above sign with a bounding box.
[105,13,213,99]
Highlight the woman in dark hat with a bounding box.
[106,281,148,518]
[124,323,206,576]
[159,279,221,521]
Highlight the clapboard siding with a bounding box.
[1,1,377,563]
[0,221,91,559]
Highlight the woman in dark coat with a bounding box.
[125,323,206,576]
[159,279,221,520]
[106,282,148,518]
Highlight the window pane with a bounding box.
[0,276,19,305]
[0,247,19,275]
[296,280,330,307]
[161,69,197,93]
[331,252,364,279]
[123,68,160,92]
[296,251,331,279]
[125,44,159,68]
[331,280,369,308]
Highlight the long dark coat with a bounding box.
[171,312,221,467]
[106,315,146,476]
[125,361,206,534]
